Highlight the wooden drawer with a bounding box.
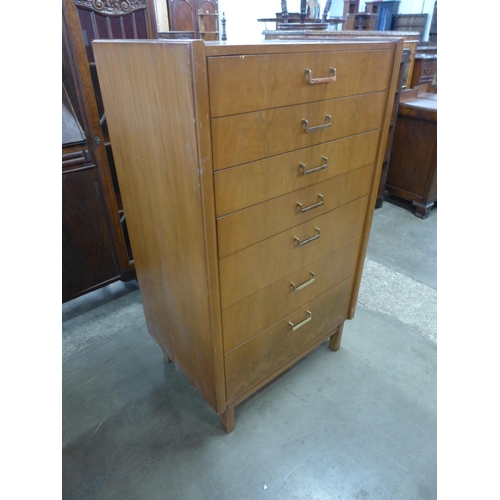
[222,239,361,353]
[411,58,437,88]
[212,92,387,170]
[219,195,368,309]
[207,49,394,117]
[225,275,354,402]
[214,130,379,217]
[217,164,373,258]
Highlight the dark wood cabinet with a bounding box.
[167,0,219,40]
[386,90,437,218]
[344,12,378,31]
[410,54,437,90]
[62,154,120,300]
[62,0,157,302]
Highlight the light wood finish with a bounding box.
[219,196,368,310]
[220,403,235,433]
[328,323,344,351]
[208,49,394,117]
[225,276,354,402]
[93,40,223,411]
[212,92,387,170]
[93,38,403,431]
[261,31,419,90]
[217,164,373,258]
[222,239,361,353]
[214,130,379,216]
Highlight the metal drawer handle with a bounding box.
[424,67,431,74]
[305,67,336,84]
[289,311,312,331]
[297,194,324,213]
[291,272,315,292]
[294,227,320,246]
[299,156,328,175]
[302,115,332,133]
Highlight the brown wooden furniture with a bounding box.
[62,0,158,302]
[260,29,416,210]
[385,88,437,218]
[167,0,219,40]
[394,13,427,42]
[93,37,403,431]
[343,0,359,17]
[344,12,378,31]
[410,54,437,90]
[262,30,419,90]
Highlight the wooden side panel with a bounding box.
[93,40,220,410]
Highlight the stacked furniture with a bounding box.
[93,37,403,431]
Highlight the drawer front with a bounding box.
[217,164,373,258]
[219,195,368,310]
[212,92,387,170]
[214,130,379,217]
[225,276,354,402]
[222,239,361,353]
[418,61,437,84]
[208,50,394,117]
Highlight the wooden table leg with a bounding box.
[220,403,235,433]
[328,323,344,351]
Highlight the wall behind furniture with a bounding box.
[217,0,436,44]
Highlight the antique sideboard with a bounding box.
[93,38,403,431]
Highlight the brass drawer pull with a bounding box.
[305,67,336,84]
[294,227,320,246]
[297,194,324,213]
[291,272,315,292]
[302,115,332,133]
[299,156,328,175]
[424,67,431,74]
[289,311,312,331]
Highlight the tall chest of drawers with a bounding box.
[94,38,403,432]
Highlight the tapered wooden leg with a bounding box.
[220,403,235,433]
[328,323,344,352]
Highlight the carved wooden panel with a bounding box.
[168,0,218,37]
[168,0,197,32]
[75,0,147,15]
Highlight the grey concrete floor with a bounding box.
[62,197,437,500]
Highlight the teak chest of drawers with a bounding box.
[94,38,403,432]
